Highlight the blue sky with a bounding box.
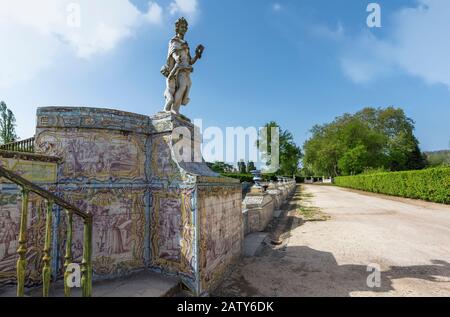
[1,0,449,153]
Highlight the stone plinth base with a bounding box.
[243,190,274,235]
[33,106,242,296]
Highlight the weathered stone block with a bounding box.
[243,191,274,234]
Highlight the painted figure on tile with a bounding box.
[37,131,145,181]
[0,211,17,260]
[107,217,125,255]
[157,198,182,262]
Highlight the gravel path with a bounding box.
[215,185,450,297]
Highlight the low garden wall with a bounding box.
[242,180,296,236]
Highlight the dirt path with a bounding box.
[214,185,450,297]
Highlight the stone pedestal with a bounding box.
[149,111,243,295]
[34,107,243,296]
[267,181,282,210]
[242,189,274,235]
[277,180,287,201]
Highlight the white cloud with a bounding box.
[339,0,450,88]
[169,0,199,20]
[145,2,164,24]
[65,0,146,59]
[0,21,57,89]
[0,0,200,89]
[391,0,450,87]
[339,31,395,84]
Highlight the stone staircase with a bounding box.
[0,164,93,297]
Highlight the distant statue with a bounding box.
[161,17,205,115]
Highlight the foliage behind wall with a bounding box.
[303,107,427,177]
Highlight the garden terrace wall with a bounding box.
[31,106,242,295]
[35,107,150,283]
[198,180,243,293]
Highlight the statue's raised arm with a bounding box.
[161,17,205,115]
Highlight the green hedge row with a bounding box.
[334,167,450,204]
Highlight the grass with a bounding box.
[295,186,330,221]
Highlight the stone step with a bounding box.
[0,270,180,297]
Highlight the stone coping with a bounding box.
[150,111,196,134]
[37,106,151,134]
[34,107,237,182]
[37,107,198,135]
[197,175,240,185]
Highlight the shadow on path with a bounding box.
[215,245,450,297]
[214,186,450,297]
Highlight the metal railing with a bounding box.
[0,165,93,297]
[0,137,35,153]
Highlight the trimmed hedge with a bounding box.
[334,167,450,204]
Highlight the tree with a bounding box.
[259,121,302,176]
[303,115,386,176]
[0,101,18,145]
[302,124,342,177]
[425,150,450,167]
[238,160,247,174]
[247,161,256,173]
[207,161,234,173]
[303,107,425,177]
[338,145,370,175]
[356,107,426,171]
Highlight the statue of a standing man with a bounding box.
[161,17,205,115]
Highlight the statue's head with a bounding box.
[175,17,188,36]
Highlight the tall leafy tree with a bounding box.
[425,150,450,167]
[303,107,426,176]
[238,160,247,174]
[304,116,386,176]
[355,107,426,171]
[259,121,302,176]
[247,161,256,173]
[207,161,234,173]
[338,145,370,176]
[0,101,18,145]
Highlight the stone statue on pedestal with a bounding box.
[161,17,205,115]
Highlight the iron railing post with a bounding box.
[42,200,54,297]
[16,188,29,297]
